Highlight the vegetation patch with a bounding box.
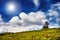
[0,28,60,40]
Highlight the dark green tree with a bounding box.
[43,21,49,28]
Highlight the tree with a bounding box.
[43,21,49,29]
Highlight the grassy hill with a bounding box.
[0,28,60,40]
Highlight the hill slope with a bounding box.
[0,28,60,40]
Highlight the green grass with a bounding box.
[0,28,60,40]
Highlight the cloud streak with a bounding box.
[33,0,40,7]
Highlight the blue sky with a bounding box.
[0,0,60,22]
[0,0,60,32]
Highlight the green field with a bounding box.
[0,28,60,40]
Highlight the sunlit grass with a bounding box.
[0,28,60,40]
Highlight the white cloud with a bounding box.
[5,25,42,33]
[0,14,2,18]
[19,11,47,26]
[9,16,22,26]
[33,0,40,7]
[10,16,20,23]
[49,17,53,21]
[49,23,60,28]
[0,11,47,33]
[48,2,60,20]
[52,2,60,9]
[47,3,60,26]
[0,10,60,33]
[56,18,60,24]
[47,10,59,17]
[0,14,3,22]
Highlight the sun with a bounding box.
[7,3,16,12]
[5,2,21,15]
[7,3,15,12]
